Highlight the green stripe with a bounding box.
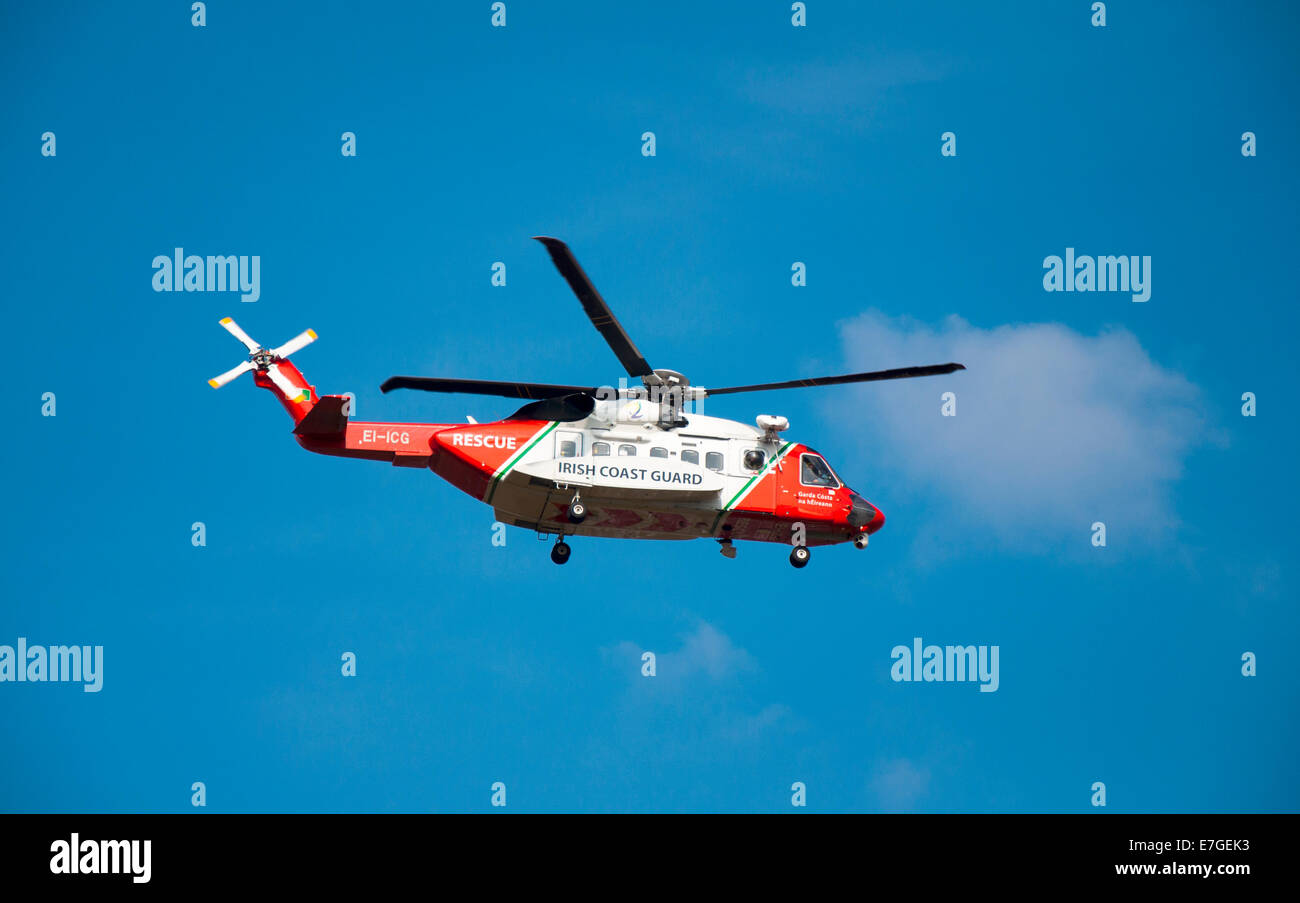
[486,421,559,505]
[710,441,794,534]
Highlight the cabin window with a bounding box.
[592,442,610,456]
[681,449,699,465]
[705,451,724,472]
[743,449,766,471]
[650,447,668,458]
[800,453,839,488]
[618,444,637,456]
[555,430,582,458]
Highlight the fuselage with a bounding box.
[285,381,885,548]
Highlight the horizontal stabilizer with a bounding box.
[293,395,348,437]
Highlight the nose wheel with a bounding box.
[550,540,572,565]
[789,545,810,569]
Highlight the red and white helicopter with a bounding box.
[210,237,963,567]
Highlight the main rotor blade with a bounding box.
[380,376,597,399]
[705,363,966,396]
[532,236,653,379]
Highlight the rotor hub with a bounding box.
[644,369,690,390]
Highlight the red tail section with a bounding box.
[252,360,319,423]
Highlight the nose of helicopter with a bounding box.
[866,505,885,533]
[848,492,886,534]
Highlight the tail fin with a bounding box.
[208,317,321,423]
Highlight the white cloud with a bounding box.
[606,621,756,689]
[869,758,931,812]
[600,622,793,750]
[668,621,757,681]
[837,312,1208,545]
[739,55,948,117]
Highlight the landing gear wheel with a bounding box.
[789,545,810,569]
[550,541,572,565]
[568,502,586,524]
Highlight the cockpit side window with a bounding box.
[800,453,839,488]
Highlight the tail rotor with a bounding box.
[208,317,318,403]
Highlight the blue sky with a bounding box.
[1,0,1297,812]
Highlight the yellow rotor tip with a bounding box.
[208,379,220,388]
[307,329,317,339]
[219,317,232,325]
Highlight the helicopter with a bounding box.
[209,237,964,567]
